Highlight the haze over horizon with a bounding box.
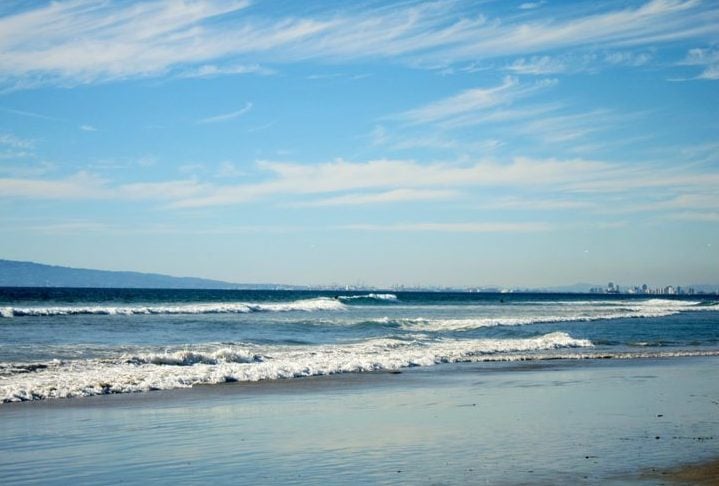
[1,0,717,288]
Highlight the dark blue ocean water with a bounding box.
[1,288,717,402]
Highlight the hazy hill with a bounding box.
[0,259,276,289]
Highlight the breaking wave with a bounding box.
[1,332,591,402]
[0,298,346,317]
[391,299,718,331]
[337,293,398,302]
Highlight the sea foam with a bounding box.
[338,293,398,301]
[392,299,717,331]
[1,332,591,402]
[0,297,346,317]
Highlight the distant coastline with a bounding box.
[0,259,296,290]
[0,259,717,294]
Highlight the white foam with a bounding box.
[0,332,591,402]
[393,299,716,331]
[338,293,398,301]
[0,297,346,317]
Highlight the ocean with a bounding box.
[2,288,718,403]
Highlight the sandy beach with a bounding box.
[2,356,718,484]
[641,457,719,485]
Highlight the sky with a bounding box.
[0,0,718,288]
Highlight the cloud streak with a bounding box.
[341,222,553,233]
[0,0,716,88]
[293,189,459,207]
[679,46,719,80]
[399,77,558,130]
[197,102,253,124]
[4,155,717,217]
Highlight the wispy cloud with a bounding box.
[197,102,253,124]
[519,2,546,10]
[445,0,716,58]
[507,56,567,75]
[0,0,323,88]
[505,50,654,76]
[118,180,209,200]
[481,197,597,211]
[664,211,719,222]
[0,105,60,121]
[79,124,98,132]
[0,132,34,149]
[164,157,625,208]
[341,222,553,233]
[215,161,245,178]
[179,63,275,78]
[294,189,459,207]
[0,171,109,199]
[0,172,208,201]
[604,50,653,67]
[678,46,719,80]
[0,0,716,88]
[397,77,556,125]
[2,156,718,217]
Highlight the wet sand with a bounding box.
[2,357,718,484]
[640,457,719,485]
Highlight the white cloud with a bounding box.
[167,157,613,208]
[507,56,566,75]
[665,211,719,222]
[197,102,253,124]
[679,46,719,80]
[397,77,555,125]
[504,50,654,76]
[0,0,716,87]
[118,180,209,200]
[0,171,109,199]
[79,124,97,131]
[519,2,546,10]
[398,77,518,124]
[0,106,60,121]
[294,189,459,207]
[603,193,719,214]
[604,51,653,66]
[2,157,718,216]
[0,0,326,87]
[482,197,596,211]
[517,108,631,144]
[341,222,553,233]
[0,172,207,201]
[179,63,275,78]
[0,160,54,177]
[0,132,34,149]
[215,161,245,178]
[247,121,276,133]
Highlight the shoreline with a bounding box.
[4,353,715,410]
[639,457,719,485]
[2,355,718,483]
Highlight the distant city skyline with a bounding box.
[0,1,717,288]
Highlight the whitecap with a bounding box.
[0,332,591,402]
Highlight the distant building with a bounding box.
[607,282,619,294]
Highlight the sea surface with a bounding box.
[1,288,718,403]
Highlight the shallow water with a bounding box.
[2,358,718,484]
[1,288,718,402]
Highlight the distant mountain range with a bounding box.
[1,259,716,292]
[0,259,289,289]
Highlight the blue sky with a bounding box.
[0,0,717,288]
